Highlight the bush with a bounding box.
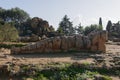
[0,43,26,49]
[102,75,112,80]
[0,23,18,42]
[84,24,101,35]
[111,32,119,37]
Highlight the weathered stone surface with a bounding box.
[52,37,61,52]
[88,31,107,52]
[19,35,40,42]
[31,17,43,29]
[47,39,53,52]
[39,41,46,53]
[42,35,48,40]
[30,17,55,37]
[83,36,91,49]
[94,74,104,80]
[11,47,21,54]
[97,31,107,52]
[61,36,68,51]
[30,34,40,42]
[75,35,84,50]
[67,36,76,50]
[11,31,107,54]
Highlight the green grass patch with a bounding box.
[2,62,117,80]
[0,42,27,49]
[27,63,115,80]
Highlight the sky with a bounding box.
[0,0,120,30]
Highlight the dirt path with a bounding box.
[106,43,120,54]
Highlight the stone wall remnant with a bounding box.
[11,31,107,54]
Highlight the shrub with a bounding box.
[0,23,18,42]
[102,75,112,80]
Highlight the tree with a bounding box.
[99,17,102,26]
[0,7,30,37]
[76,23,84,34]
[98,17,103,30]
[58,15,74,36]
[17,18,32,36]
[106,20,112,32]
[0,18,4,25]
[84,24,99,35]
[0,7,6,21]
[57,27,64,34]
[9,7,30,23]
[0,7,30,23]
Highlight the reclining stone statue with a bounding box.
[11,30,108,54]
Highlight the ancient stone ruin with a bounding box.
[19,17,60,42]
[11,31,108,54]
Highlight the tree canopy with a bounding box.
[84,24,102,35]
[75,23,84,34]
[98,17,103,30]
[99,17,102,27]
[57,15,75,36]
[0,7,30,23]
[106,20,112,32]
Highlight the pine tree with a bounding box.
[99,17,102,26]
[106,20,112,32]
[57,15,74,36]
[98,17,103,30]
[76,23,84,34]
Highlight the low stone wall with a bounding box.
[11,31,108,54]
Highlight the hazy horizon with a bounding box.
[1,0,120,29]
